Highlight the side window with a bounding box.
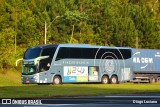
[55,47,131,60]
[56,47,82,60]
[70,48,82,59]
[82,48,95,59]
[120,49,131,59]
[96,48,108,59]
[95,48,131,59]
[39,47,56,72]
[114,49,122,59]
[56,47,70,60]
[41,47,56,59]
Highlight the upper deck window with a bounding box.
[24,47,42,59]
[41,47,56,59]
[56,47,131,61]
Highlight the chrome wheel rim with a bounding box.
[54,78,60,84]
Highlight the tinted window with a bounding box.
[120,49,131,59]
[56,47,70,60]
[96,49,117,59]
[96,49,131,59]
[56,47,131,61]
[39,47,57,72]
[56,47,97,60]
[72,48,83,58]
[82,48,96,59]
[56,48,81,59]
[41,47,56,58]
[24,47,42,59]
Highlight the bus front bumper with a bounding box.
[22,75,39,84]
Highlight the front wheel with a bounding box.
[53,76,62,84]
[101,76,109,84]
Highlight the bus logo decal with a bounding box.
[94,47,126,74]
[64,66,88,82]
[133,51,153,69]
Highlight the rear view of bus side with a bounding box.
[22,44,133,84]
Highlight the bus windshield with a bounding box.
[22,65,37,75]
[24,47,42,59]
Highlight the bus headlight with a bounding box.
[33,76,37,79]
[33,74,39,80]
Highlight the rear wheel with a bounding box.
[37,83,50,85]
[149,76,156,83]
[101,76,109,84]
[110,75,118,84]
[157,77,160,82]
[53,76,62,84]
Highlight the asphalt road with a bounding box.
[1,94,160,107]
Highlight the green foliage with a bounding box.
[63,10,88,24]
[62,10,88,43]
[0,0,160,70]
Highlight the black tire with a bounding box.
[110,75,118,84]
[53,76,62,84]
[37,83,50,85]
[157,77,160,82]
[101,75,109,84]
[149,76,156,83]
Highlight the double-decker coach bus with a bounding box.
[22,44,133,84]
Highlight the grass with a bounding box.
[0,70,160,98]
[0,69,21,86]
[1,83,160,98]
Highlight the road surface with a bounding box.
[1,94,160,107]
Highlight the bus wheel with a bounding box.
[101,76,109,84]
[110,75,118,84]
[157,77,160,82]
[149,76,156,83]
[53,76,61,84]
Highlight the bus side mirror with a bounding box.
[16,58,23,66]
[35,56,49,64]
[40,56,49,59]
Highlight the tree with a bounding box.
[131,0,160,48]
[62,10,88,43]
[1,0,160,72]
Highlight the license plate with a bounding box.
[26,80,30,83]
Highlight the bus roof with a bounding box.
[30,44,131,49]
[30,44,58,49]
[58,44,131,49]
